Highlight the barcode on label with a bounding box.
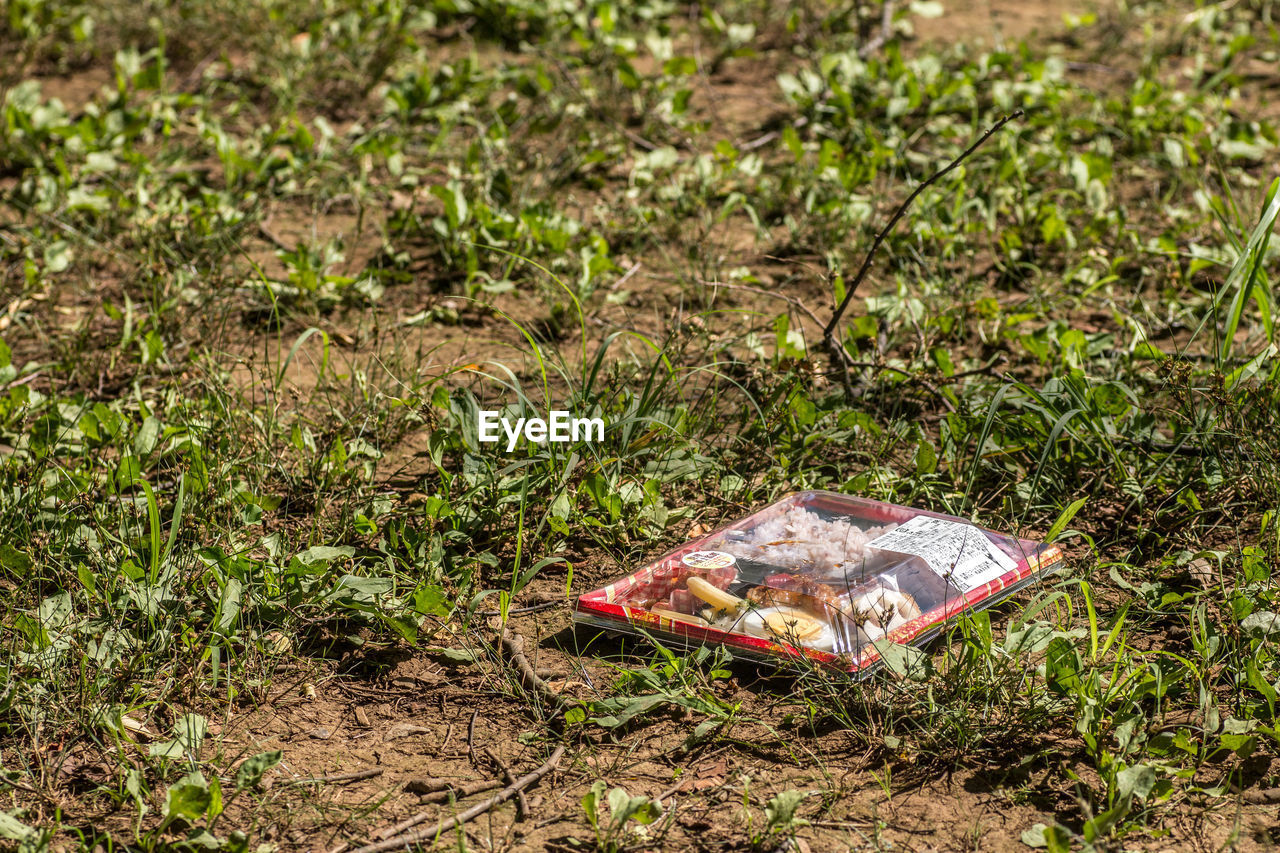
[866,516,1018,592]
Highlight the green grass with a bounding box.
[4,0,1280,850]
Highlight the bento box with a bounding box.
[573,491,1064,674]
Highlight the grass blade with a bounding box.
[1219,177,1280,363]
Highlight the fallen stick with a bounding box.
[856,0,896,59]
[499,627,564,708]
[477,600,562,618]
[485,748,529,822]
[404,778,467,795]
[328,778,505,853]
[439,721,455,754]
[350,745,566,853]
[283,768,383,786]
[466,710,480,766]
[405,779,503,804]
[1241,787,1280,805]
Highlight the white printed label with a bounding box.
[866,516,1018,592]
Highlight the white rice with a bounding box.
[710,507,897,579]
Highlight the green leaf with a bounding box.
[914,439,937,475]
[126,767,147,806]
[378,612,419,643]
[0,808,48,853]
[116,455,141,490]
[207,775,223,821]
[607,787,661,828]
[36,593,72,631]
[1083,796,1131,843]
[1225,342,1278,391]
[1045,498,1088,542]
[412,585,452,618]
[0,545,34,572]
[134,416,161,457]
[184,830,222,850]
[1021,823,1049,848]
[1044,637,1082,695]
[1246,660,1277,711]
[870,640,932,682]
[429,182,468,229]
[426,646,481,664]
[581,780,606,831]
[910,0,945,17]
[682,717,720,751]
[1115,763,1155,801]
[0,810,37,842]
[235,750,283,790]
[663,56,697,76]
[589,694,669,728]
[1042,824,1073,853]
[1217,732,1257,756]
[296,545,356,565]
[43,240,72,273]
[215,578,243,633]
[330,575,394,603]
[150,713,208,759]
[1024,824,1075,850]
[1241,611,1280,637]
[1219,176,1280,363]
[764,789,809,832]
[162,772,211,826]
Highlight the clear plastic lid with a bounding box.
[575,491,1062,673]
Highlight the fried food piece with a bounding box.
[746,573,841,609]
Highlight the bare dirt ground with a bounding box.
[201,571,1278,852]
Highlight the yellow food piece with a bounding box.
[686,576,746,613]
[649,607,710,627]
[762,608,823,642]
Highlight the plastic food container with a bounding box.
[574,491,1064,674]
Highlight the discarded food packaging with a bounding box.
[574,491,1063,673]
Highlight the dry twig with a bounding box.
[499,627,565,708]
[1241,787,1280,805]
[856,0,897,59]
[282,768,383,786]
[822,111,1023,395]
[406,779,503,804]
[466,710,480,767]
[485,748,529,821]
[704,280,827,328]
[476,600,563,618]
[350,745,566,853]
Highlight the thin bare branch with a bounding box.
[822,111,1023,393]
[500,627,565,708]
[704,280,827,328]
[350,745,566,853]
[857,1,897,59]
[282,768,383,786]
